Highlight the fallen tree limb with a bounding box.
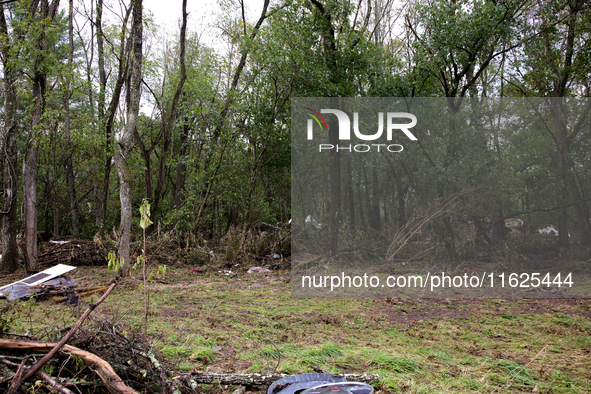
[1,358,75,394]
[54,286,110,303]
[184,372,380,386]
[0,338,138,394]
[6,358,27,392]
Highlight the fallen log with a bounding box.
[185,372,380,386]
[0,338,138,394]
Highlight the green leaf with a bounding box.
[139,198,153,230]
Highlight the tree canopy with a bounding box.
[1,0,589,274]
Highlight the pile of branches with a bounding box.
[0,284,181,393]
[38,240,108,267]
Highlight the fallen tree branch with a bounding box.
[54,286,110,303]
[0,338,138,394]
[1,358,75,394]
[184,372,380,386]
[6,358,27,392]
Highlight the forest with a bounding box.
[1,0,590,275]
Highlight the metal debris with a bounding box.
[0,264,77,301]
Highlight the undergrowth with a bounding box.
[0,265,590,393]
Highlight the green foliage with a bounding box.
[139,199,153,230]
[147,265,167,282]
[107,251,124,273]
[0,311,13,334]
[1,0,588,267]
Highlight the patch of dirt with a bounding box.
[378,298,481,324]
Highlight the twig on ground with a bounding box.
[0,338,139,394]
[1,358,75,394]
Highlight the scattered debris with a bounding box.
[0,358,75,394]
[3,277,78,302]
[305,215,324,230]
[0,264,77,301]
[0,264,111,303]
[538,226,558,236]
[48,240,70,245]
[262,222,281,231]
[247,267,271,273]
[267,373,374,394]
[538,226,570,237]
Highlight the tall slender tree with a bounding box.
[64,0,79,235]
[151,0,188,226]
[0,2,22,273]
[115,0,142,275]
[22,0,60,273]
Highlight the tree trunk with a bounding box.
[64,0,79,235]
[328,97,341,256]
[115,0,143,276]
[52,144,59,235]
[346,159,355,230]
[1,127,19,273]
[0,5,20,273]
[24,131,39,272]
[94,0,107,230]
[539,2,590,245]
[134,127,153,202]
[23,0,60,273]
[24,66,44,272]
[173,121,189,208]
[396,184,407,231]
[152,0,188,226]
[370,167,381,232]
[95,0,131,235]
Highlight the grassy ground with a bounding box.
[1,265,590,393]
